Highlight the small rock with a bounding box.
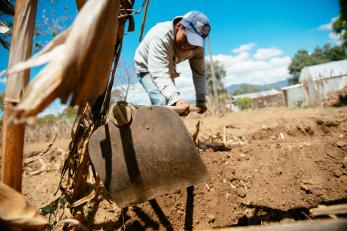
[325,120,339,127]
[305,126,314,135]
[300,183,312,193]
[342,156,347,167]
[177,209,184,215]
[236,188,246,198]
[321,125,329,134]
[336,141,347,148]
[333,169,343,178]
[339,175,347,188]
[208,214,215,224]
[315,119,324,125]
[226,124,236,128]
[237,154,249,161]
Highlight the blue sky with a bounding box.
[0,0,341,112]
[120,0,339,59]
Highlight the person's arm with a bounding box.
[147,36,181,105]
[189,48,207,113]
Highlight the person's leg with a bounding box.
[137,72,167,105]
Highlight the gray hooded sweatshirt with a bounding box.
[134,18,206,104]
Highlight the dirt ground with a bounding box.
[8,105,347,230]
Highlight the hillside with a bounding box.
[226,79,289,95]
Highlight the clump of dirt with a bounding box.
[322,86,347,107]
[14,106,347,230]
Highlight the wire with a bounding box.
[118,0,150,18]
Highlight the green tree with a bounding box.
[205,60,227,97]
[311,47,330,64]
[288,44,347,84]
[288,49,313,84]
[333,0,347,47]
[234,97,253,110]
[323,44,347,61]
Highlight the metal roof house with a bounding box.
[281,84,306,107]
[298,59,347,105]
[233,89,285,109]
[282,60,347,107]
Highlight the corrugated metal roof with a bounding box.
[233,89,281,99]
[299,59,347,82]
[281,83,303,90]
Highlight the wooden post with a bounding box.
[1,0,37,192]
[207,36,219,111]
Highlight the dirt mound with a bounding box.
[322,86,347,107]
[19,106,347,230]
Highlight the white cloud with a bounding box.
[319,23,332,31]
[232,42,256,53]
[317,16,342,45]
[318,17,338,31]
[329,31,343,45]
[253,48,283,60]
[212,48,291,86]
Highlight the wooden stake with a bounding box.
[1,0,37,192]
[207,36,218,111]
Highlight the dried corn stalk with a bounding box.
[0,182,47,229]
[6,0,122,120]
[39,0,135,229]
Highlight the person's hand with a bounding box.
[196,101,207,114]
[176,99,189,108]
[176,99,189,116]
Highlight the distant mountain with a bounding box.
[264,79,289,90]
[226,79,289,95]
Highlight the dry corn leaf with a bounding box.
[7,0,121,119]
[71,191,96,208]
[7,28,70,74]
[0,182,47,228]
